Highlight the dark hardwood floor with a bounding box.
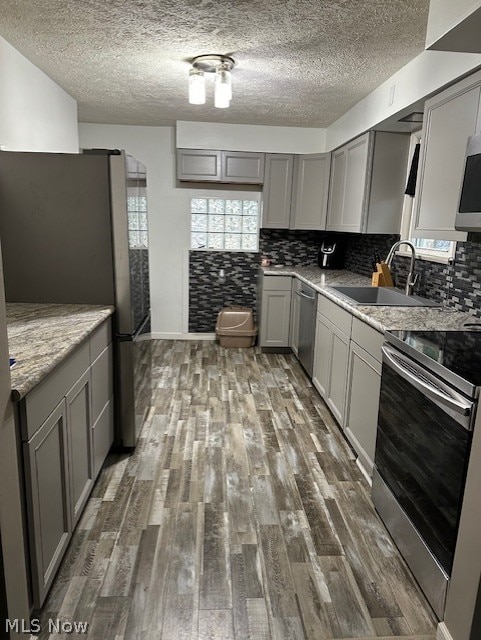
[34,340,437,639]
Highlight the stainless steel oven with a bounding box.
[372,330,480,619]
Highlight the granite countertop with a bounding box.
[262,265,475,333]
[7,303,115,401]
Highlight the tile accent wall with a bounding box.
[189,251,259,332]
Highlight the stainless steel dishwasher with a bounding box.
[297,282,317,377]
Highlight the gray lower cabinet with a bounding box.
[66,370,93,527]
[259,275,292,348]
[327,326,350,425]
[313,296,353,425]
[91,342,114,478]
[344,318,384,476]
[23,399,71,608]
[313,296,384,476]
[21,318,113,608]
[312,312,331,398]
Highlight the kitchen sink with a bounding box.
[329,286,441,307]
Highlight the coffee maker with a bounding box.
[317,237,344,269]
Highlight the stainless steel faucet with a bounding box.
[385,240,418,295]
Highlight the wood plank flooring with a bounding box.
[33,340,437,640]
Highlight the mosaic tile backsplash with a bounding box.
[189,251,259,332]
[189,229,481,332]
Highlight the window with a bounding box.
[127,188,148,248]
[399,132,456,263]
[190,195,260,251]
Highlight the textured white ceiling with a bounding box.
[0,0,430,127]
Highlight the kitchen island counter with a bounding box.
[262,265,475,333]
[7,302,115,401]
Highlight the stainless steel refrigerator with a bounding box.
[0,149,152,448]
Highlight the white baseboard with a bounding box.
[437,622,454,640]
[150,332,217,341]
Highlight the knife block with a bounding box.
[372,262,393,287]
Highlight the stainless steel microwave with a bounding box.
[456,132,481,231]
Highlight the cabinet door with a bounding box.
[413,72,481,241]
[262,154,294,228]
[344,342,382,476]
[312,313,332,399]
[327,133,371,233]
[177,149,221,181]
[259,290,291,347]
[221,151,265,183]
[291,153,330,230]
[290,279,301,355]
[342,133,371,232]
[326,326,350,425]
[92,398,114,478]
[326,147,347,231]
[24,400,71,608]
[66,370,94,526]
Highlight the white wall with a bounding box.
[426,0,481,46]
[0,36,78,152]
[79,123,200,337]
[326,50,481,151]
[177,121,326,154]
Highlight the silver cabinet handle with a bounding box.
[299,291,316,301]
[382,345,473,428]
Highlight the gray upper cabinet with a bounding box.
[326,131,410,234]
[413,70,481,241]
[221,150,265,184]
[177,149,265,183]
[261,152,330,230]
[176,149,221,182]
[291,153,331,230]
[262,154,294,228]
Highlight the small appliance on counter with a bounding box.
[317,236,344,269]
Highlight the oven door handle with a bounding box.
[382,345,474,423]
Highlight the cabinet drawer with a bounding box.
[317,295,352,336]
[24,341,90,440]
[263,275,292,291]
[90,319,112,362]
[351,317,384,362]
[91,344,114,424]
[92,398,114,478]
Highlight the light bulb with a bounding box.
[214,65,232,108]
[189,68,206,105]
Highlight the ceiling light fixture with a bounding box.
[188,54,236,108]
